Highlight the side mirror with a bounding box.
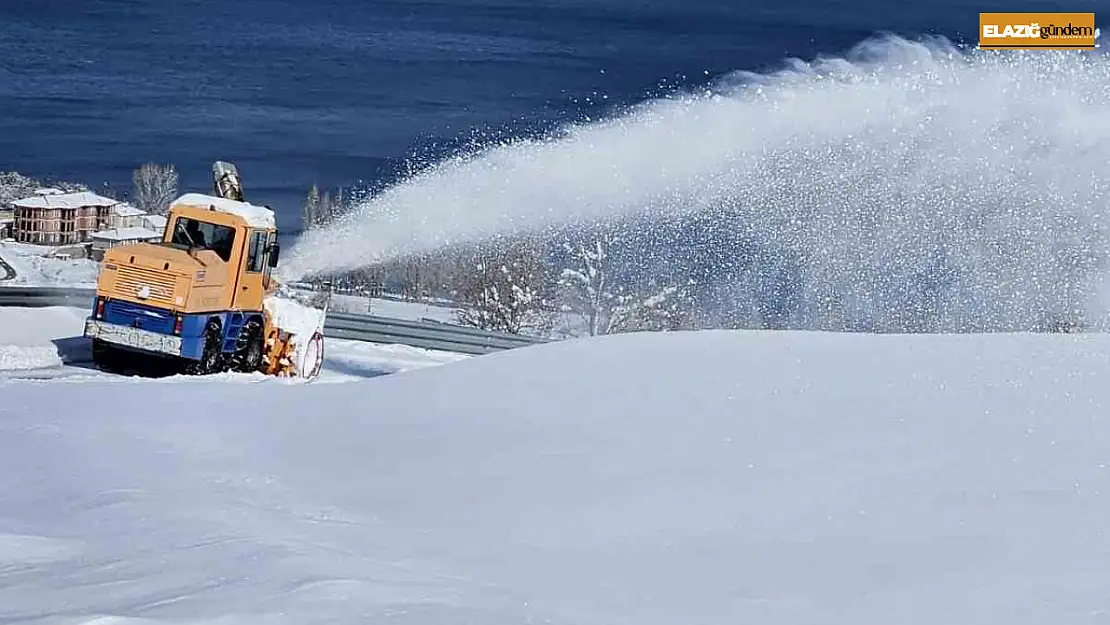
[268,241,280,267]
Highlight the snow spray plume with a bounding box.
[281,34,1110,332]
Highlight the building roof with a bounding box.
[143,214,168,229]
[11,190,119,210]
[90,227,163,242]
[170,193,275,229]
[113,204,147,217]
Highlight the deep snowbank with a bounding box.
[0,305,91,369]
[2,329,1110,623]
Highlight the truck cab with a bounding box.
[84,192,281,374]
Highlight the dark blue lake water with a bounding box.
[0,0,1093,233]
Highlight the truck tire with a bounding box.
[231,318,264,373]
[186,319,226,375]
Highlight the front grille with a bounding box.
[113,264,178,307]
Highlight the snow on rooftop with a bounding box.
[90,227,162,241]
[0,329,1107,621]
[10,190,118,209]
[112,204,146,217]
[143,214,168,231]
[170,192,275,229]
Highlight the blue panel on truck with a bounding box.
[179,325,205,360]
[102,299,176,334]
[176,313,209,361]
[178,313,238,361]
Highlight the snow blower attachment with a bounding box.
[83,160,331,380]
[260,282,330,379]
[212,160,245,202]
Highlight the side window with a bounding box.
[246,230,266,273]
[263,230,275,280]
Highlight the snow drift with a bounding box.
[2,329,1109,623]
[0,305,92,370]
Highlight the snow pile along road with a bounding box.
[0,305,91,370]
[1,329,1109,623]
[0,343,65,370]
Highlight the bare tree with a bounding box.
[418,248,453,301]
[302,184,321,231]
[331,187,345,223]
[454,235,553,335]
[398,254,427,301]
[302,184,348,230]
[131,163,178,214]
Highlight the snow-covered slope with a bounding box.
[2,329,1109,623]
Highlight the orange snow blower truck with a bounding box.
[83,161,329,378]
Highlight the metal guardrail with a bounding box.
[325,311,547,355]
[0,286,550,355]
[0,285,97,307]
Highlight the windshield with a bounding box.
[170,217,235,262]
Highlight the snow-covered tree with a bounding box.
[557,233,617,336]
[131,162,178,214]
[608,280,697,333]
[454,236,552,335]
[0,171,86,205]
[556,225,697,336]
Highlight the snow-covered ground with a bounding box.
[0,240,100,288]
[1,321,1108,623]
[0,305,468,383]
